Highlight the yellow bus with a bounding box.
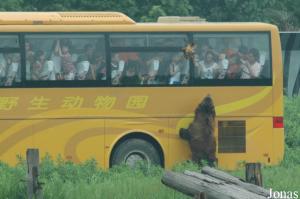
[0,12,284,170]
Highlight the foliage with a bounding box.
[284,97,300,148]
[0,0,299,30]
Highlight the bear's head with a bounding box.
[195,95,216,118]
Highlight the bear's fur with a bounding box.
[179,95,217,166]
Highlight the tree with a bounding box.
[0,0,298,30]
[141,5,166,22]
[0,0,24,11]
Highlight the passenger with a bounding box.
[197,51,219,79]
[111,54,125,85]
[142,55,161,85]
[0,53,7,85]
[199,43,212,61]
[44,60,56,80]
[76,44,95,80]
[194,54,201,78]
[237,46,248,65]
[241,48,262,79]
[76,60,90,80]
[120,60,140,86]
[60,41,76,80]
[169,53,182,84]
[78,44,93,63]
[237,46,251,79]
[155,53,171,84]
[51,40,63,80]
[31,50,47,80]
[222,38,238,59]
[14,54,21,83]
[217,53,229,79]
[226,54,242,79]
[223,37,241,57]
[5,54,20,86]
[97,53,106,80]
[88,52,106,80]
[25,41,35,80]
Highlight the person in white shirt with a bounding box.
[196,51,219,79]
[5,54,20,86]
[241,48,262,79]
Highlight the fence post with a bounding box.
[194,192,207,199]
[245,163,263,187]
[26,148,43,199]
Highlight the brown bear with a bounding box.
[179,95,217,167]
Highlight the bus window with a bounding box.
[111,52,190,86]
[148,34,188,47]
[0,35,19,48]
[110,33,188,48]
[0,53,21,86]
[0,35,21,87]
[193,33,271,82]
[110,34,146,47]
[25,34,106,81]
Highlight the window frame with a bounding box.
[0,31,273,88]
[109,32,189,48]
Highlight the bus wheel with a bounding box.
[111,138,161,167]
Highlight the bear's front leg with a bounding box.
[179,128,191,140]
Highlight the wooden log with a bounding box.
[201,166,269,197]
[162,171,267,199]
[246,163,263,186]
[26,148,43,199]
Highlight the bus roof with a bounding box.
[0,12,135,25]
[0,12,278,32]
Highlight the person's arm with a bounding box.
[90,64,96,80]
[54,40,62,56]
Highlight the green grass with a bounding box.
[0,97,299,199]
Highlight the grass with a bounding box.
[0,97,299,198]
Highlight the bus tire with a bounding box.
[110,138,161,167]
